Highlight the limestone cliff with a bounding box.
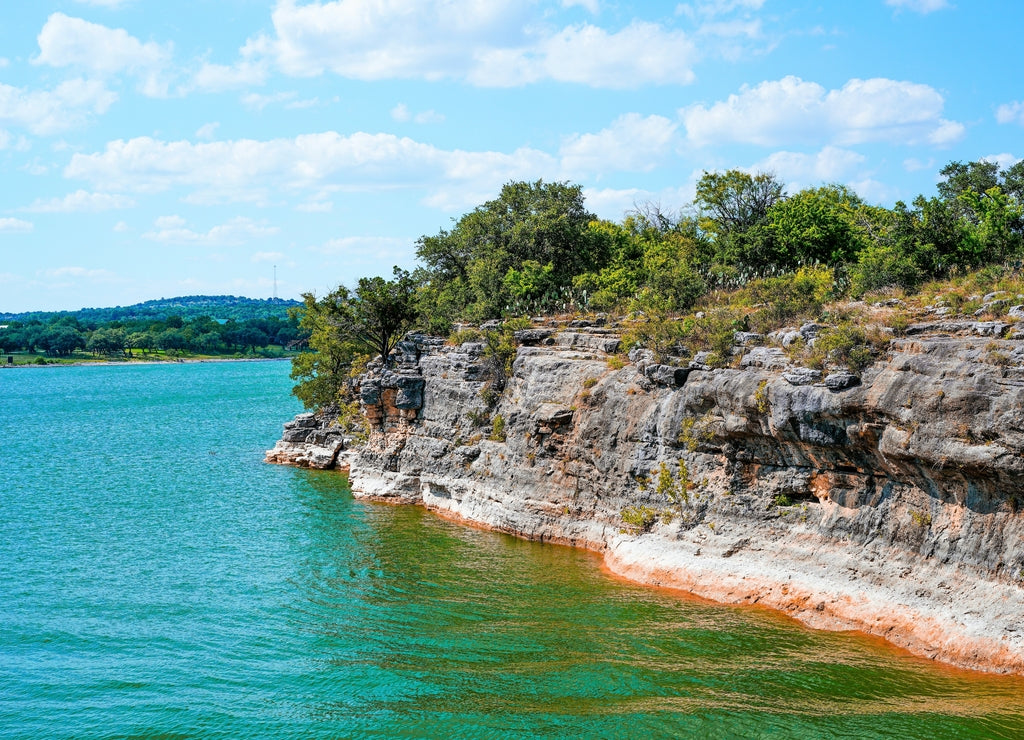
[268,321,1024,674]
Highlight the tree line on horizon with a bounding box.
[0,312,303,359]
[289,158,1024,408]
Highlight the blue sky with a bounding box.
[1,0,1022,312]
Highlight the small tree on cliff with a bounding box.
[290,267,417,409]
[349,267,417,367]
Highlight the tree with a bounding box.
[349,267,418,366]
[765,184,867,268]
[695,170,785,237]
[289,267,417,409]
[694,169,786,272]
[416,180,597,319]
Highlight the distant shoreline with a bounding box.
[1,356,292,369]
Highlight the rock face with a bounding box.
[264,411,349,470]
[269,324,1024,674]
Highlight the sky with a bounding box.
[1,0,1022,312]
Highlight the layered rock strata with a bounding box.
[269,324,1024,674]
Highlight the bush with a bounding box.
[489,414,507,442]
[620,505,660,534]
[745,266,835,333]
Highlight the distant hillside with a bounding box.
[0,295,302,325]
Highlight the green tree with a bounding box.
[695,169,785,271]
[349,267,418,366]
[416,180,597,319]
[289,267,417,410]
[765,184,867,268]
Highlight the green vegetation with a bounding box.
[620,505,660,535]
[289,157,1024,411]
[0,298,302,365]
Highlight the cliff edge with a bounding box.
[268,321,1024,674]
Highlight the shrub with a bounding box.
[678,412,715,451]
[449,327,483,345]
[489,414,506,442]
[620,505,660,534]
[745,266,834,333]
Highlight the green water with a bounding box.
[2,361,1024,738]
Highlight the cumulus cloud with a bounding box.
[143,216,280,245]
[996,101,1024,126]
[0,218,34,233]
[24,189,135,213]
[471,22,698,87]
[681,75,964,147]
[560,113,678,176]
[259,0,697,88]
[885,0,949,13]
[34,13,173,96]
[0,79,117,135]
[749,146,867,188]
[65,131,560,210]
[982,153,1022,171]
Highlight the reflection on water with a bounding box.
[1,362,1023,739]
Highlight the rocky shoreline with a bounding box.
[267,320,1024,675]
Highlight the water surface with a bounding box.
[2,361,1023,738]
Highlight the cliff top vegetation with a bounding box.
[291,159,1024,409]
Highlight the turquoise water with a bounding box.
[2,361,1024,738]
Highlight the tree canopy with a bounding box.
[292,159,1024,409]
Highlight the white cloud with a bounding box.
[885,0,949,13]
[583,184,697,220]
[677,0,767,18]
[390,103,411,122]
[682,75,964,147]
[0,129,9,149]
[561,113,678,176]
[34,13,173,96]
[0,218,34,233]
[113,220,130,232]
[41,266,116,280]
[143,216,280,246]
[996,101,1024,126]
[155,214,186,229]
[0,79,117,135]
[24,190,135,213]
[193,61,267,92]
[562,0,599,11]
[982,153,1022,171]
[268,0,528,80]
[0,58,8,68]
[65,132,559,209]
[903,157,934,172]
[195,122,220,140]
[313,235,411,258]
[263,0,696,88]
[391,103,444,123]
[750,146,867,188]
[241,91,297,110]
[471,22,698,88]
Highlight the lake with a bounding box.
[2,360,1023,738]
